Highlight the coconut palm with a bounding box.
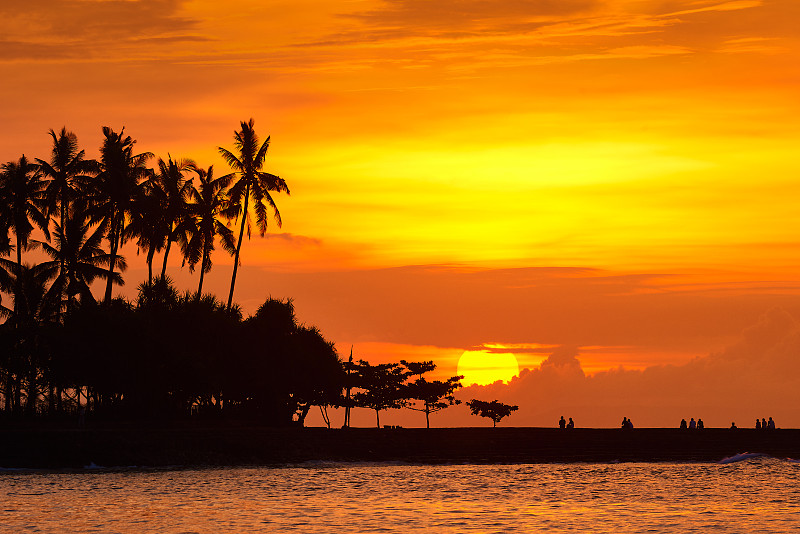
[88,127,152,303]
[0,155,49,271]
[36,127,98,236]
[0,261,58,415]
[153,156,194,278]
[183,165,235,298]
[36,210,125,314]
[218,119,289,309]
[129,156,193,282]
[127,179,163,283]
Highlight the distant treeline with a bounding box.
[1,276,463,427]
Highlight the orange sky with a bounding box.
[2,0,800,426]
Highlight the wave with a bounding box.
[718,452,798,464]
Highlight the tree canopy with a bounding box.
[466,399,519,427]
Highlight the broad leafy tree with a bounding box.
[466,399,519,427]
[352,360,409,428]
[401,360,463,428]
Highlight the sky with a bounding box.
[2,0,800,427]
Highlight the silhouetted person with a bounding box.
[627,419,634,429]
[567,417,574,429]
[689,417,696,429]
[621,417,628,429]
[697,418,704,430]
[559,416,566,429]
[768,417,775,430]
[680,418,687,429]
[762,418,767,430]
[730,422,737,429]
[756,418,761,430]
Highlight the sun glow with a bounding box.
[457,350,520,386]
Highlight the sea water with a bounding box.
[1,457,798,533]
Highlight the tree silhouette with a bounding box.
[88,127,152,303]
[36,127,97,248]
[182,165,235,298]
[36,211,124,313]
[218,119,289,310]
[466,399,519,427]
[352,360,409,428]
[401,359,463,428]
[36,128,98,312]
[151,156,195,278]
[1,262,58,414]
[0,155,49,282]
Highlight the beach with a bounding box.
[1,425,798,468]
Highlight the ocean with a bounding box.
[1,456,798,533]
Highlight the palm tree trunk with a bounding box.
[196,248,208,299]
[15,233,22,320]
[104,214,120,303]
[160,236,172,278]
[146,245,155,283]
[375,409,380,428]
[227,184,250,310]
[59,200,67,319]
[425,404,430,429]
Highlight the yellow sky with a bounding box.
[2,0,800,388]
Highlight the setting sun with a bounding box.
[457,350,520,386]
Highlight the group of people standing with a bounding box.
[558,416,575,429]
[620,417,634,429]
[680,417,704,429]
[756,417,776,430]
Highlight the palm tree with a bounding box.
[183,165,235,298]
[129,156,193,282]
[36,210,125,314]
[0,155,49,272]
[127,179,163,283]
[0,261,58,415]
[218,119,289,309]
[36,128,98,316]
[153,156,194,278]
[88,127,152,303]
[36,127,98,236]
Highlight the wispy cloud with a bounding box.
[0,0,203,61]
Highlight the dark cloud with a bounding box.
[0,0,202,60]
[348,0,597,32]
[451,308,800,427]
[264,233,323,248]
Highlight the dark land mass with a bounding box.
[2,424,799,469]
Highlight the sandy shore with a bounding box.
[1,425,798,468]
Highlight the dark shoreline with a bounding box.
[1,425,798,469]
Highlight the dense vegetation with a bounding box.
[0,121,466,427]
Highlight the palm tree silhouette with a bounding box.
[88,127,152,303]
[36,128,98,315]
[36,210,124,314]
[155,157,195,278]
[131,156,194,281]
[0,261,57,414]
[0,155,49,272]
[183,165,236,298]
[218,119,289,309]
[36,127,98,239]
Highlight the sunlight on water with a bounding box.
[1,459,799,533]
